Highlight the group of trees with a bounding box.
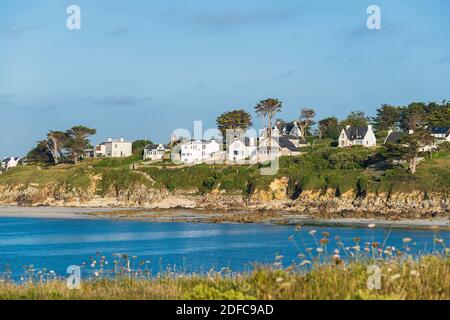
[373,101,450,132]
[27,126,96,165]
[215,99,317,142]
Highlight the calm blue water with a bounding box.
[0,217,448,279]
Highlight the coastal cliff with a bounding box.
[0,178,447,219]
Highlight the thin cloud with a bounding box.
[91,95,150,107]
[103,27,132,38]
[432,54,450,65]
[279,69,297,79]
[0,24,44,36]
[187,8,300,30]
[0,94,14,105]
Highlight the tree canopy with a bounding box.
[216,109,253,135]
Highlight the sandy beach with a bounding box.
[0,205,448,230]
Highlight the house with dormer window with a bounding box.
[338,125,377,148]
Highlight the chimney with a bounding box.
[107,138,112,142]
[346,125,351,130]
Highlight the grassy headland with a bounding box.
[1,144,449,195]
[0,143,448,216]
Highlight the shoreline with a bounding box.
[0,205,448,230]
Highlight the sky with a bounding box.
[1,0,450,156]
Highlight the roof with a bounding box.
[1,157,20,163]
[182,139,218,145]
[385,131,406,144]
[144,143,170,151]
[231,137,254,147]
[283,134,308,145]
[278,137,300,152]
[430,127,450,135]
[344,127,368,140]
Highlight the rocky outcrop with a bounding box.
[0,177,448,219]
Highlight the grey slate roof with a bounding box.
[278,136,300,152]
[430,127,450,135]
[345,127,368,140]
[385,131,406,144]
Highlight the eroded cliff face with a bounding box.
[0,175,448,219]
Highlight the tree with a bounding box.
[254,98,282,140]
[318,116,340,139]
[46,131,66,164]
[26,140,54,164]
[373,104,401,131]
[132,139,153,156]
[216,110,253,136]
[426,102,450,127]
[64,126,96,164]
[399,103,427,131]
[385,129,434,174]
[340,111,369,128]
[298,108,316,139]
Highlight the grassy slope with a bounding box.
[0,256,448,300]
[0,146,449,196]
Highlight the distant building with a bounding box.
[281,121,302,138]
[338,125,377,148]
[180,139,221,164]
[1,157,21,170]
[228,136,257,164]
[143,144,170,161]
[95,138,132,158]
[384,131,406,144]
[430,127,450,142]
[384,129,437,153]
[257,127,309,162]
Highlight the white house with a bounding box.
[281,121,302,137]
[95,138,132,158]
[257,128,308,162]
[1,157,21,170]
[143,144,169,161]
[338,125,377,148]
[94,142,107,157]
[180,139,221,164]
[430,127,450,143]
[228,137,257,164]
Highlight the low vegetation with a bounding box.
[0,255,448,300]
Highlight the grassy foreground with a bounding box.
[1,256,448,300]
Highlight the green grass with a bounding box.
[0,256,448,300]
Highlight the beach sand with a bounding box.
[0,205,448,230]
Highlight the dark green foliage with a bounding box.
[26,140,53,165]
[132,140,153,156]
[340,111,369,128]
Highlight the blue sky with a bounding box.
[1,0,450,156]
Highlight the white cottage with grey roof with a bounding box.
[338,125,377,148]
[1,157,21,170]
[143,143,169,161]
